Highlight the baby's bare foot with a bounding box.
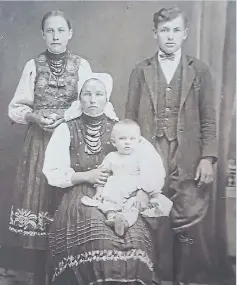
[114,214,127,237]
[105,219,115,229]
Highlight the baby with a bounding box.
[81,119,173,236]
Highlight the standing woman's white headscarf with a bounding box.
[64,73,119,121]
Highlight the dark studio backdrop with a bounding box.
[0,0,235,281]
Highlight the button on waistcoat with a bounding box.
[155,61,182,141]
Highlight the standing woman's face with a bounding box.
[42,15,73,54]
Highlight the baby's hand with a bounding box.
[93,192,102,201]
[136,189,149,210]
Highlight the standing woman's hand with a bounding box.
[43,117,65,132]
[25,112,65,132]
[25,112,54,128]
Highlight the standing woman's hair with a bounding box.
[41,10,72,31]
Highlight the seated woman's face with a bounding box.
[80,79,107,117]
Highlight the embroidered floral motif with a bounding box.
[9,206,48,236]
[35,76,47,88]
[34,51,80,111]
[36,54,47,63]
[66,59,78,72]
[53,249,153,280]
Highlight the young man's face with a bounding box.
[154,15,188,54]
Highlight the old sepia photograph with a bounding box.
[0,1,235,285]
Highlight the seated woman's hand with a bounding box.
[86,168,111,186]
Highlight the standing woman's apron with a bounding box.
[9,51,81,250]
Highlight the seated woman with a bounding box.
[43,73,165,285]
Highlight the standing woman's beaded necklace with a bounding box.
[46,49,68,88]
[81,113,106,155]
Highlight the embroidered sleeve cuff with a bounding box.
[8,106,33,124]
[45,168,75,188]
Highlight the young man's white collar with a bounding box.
[158,48,182,84]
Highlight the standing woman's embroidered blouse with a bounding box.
[8,55,92,124]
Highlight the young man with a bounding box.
[125,7,217,285]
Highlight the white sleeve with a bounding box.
[43,123,75,188]
[137,137,166,194]
[78,58,92,87]
[8,59,36,124]
[64,58,92,122]
[100,152,114,170]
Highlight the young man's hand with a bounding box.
[195,157,214,187]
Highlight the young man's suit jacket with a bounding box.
[125,52,218,182]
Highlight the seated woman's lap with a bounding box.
[55,268,144,285]
[49,184,154,284]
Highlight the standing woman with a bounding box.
[8,10,92,285]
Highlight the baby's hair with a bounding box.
[41,10,72,31]
[111,119,141,139]
[153,6,188,29]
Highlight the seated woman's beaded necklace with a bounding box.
[81,113,106,155]
[46,49,68,88]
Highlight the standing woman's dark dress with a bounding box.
[8,50,91,249]
[7,50,91,285]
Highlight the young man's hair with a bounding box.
[111,119,141,139]
[153,6,188,29]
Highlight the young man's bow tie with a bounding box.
[159,52,175,61]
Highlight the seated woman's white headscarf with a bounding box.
[64,73,119,122]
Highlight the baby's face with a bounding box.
[112,125,140,155]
